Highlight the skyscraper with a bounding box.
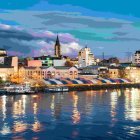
[54,35,61,57]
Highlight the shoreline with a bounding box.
[67,83,140,91]
[36,83,140,92]
[0,83,140,95]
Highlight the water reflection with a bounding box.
[2,95,7,121]
[71,92,81,124]
[125,88,140,121]
[0,89,140,139]
[110,91,117,118]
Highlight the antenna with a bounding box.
[102,52,105,66]
[125,51,133,63]
[102,52,105,60]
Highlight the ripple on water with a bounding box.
[0,89,140,139]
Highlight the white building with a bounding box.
[78,46,95,67]
[134,50,140,64]
[53,59,66,67]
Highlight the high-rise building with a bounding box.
[78,46,95,67]
[54,35,61,57]
[134,50,140,64]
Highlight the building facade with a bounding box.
[27,60,42,67]
[109,67,119,79]
[125,66,140,82]
[19,66,78,81]
[78,46,95,67]
[134,50,140,64]
[0,66,14,81]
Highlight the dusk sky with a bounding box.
[0,0,140,58]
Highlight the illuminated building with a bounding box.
[125,66,140,82]
[0,66,14,81]
[19,66,78,80]
[78,46,95,67]
[134,50,140,64]
[109,67,119,79]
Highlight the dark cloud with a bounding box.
[111,37,140,42]
[0,29,38,41]
[113,32,128,36]
[0,38,31,54]
[36,12,128,29]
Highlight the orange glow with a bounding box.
[72,94,81,124]
[13,122,27,133]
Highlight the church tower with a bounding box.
[54,35,61,57]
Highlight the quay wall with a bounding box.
[35,83,140,92]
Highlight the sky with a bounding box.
[0,0,140,58]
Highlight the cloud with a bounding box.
[0,23,81,57]
[36,12,130,29]
[37,40,82,57]
[113,32,128,36]
[0,9,140,58]
[62,42,82,56]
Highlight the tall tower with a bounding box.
[54,35,61,57]
[78,45,95,67]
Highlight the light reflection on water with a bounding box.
[0,89,140,139]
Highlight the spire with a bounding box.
[55,34,60,46]
[54,34,61,57]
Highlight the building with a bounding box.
[4,56,18,72]
[33,55,66,67]
[19,66,78,81]
[54,35,61,57]
[0,52,18,81]
[125,66,140,82]
[34,55,53,67]
[100,57,119,66]
[80,65,108,78]
[53,59,66,67]
[109,67,120,79]
[42,66,78,79]
[78,46,95,67]
[0,66,14,81]
[0,56,18,73]
[134,50,140,64]
[81,65,99,75]
[0,49,7,57]
[27,60,42,67]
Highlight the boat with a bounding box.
[2,83,35,94]
[45,86,69,93]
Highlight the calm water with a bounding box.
[0,89,140,140]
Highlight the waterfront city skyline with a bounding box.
[0,0,140,58]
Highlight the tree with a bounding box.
[65,60,74,67]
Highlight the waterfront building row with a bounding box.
[19,66,78,81]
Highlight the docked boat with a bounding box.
[45,86,69,93]
[2,83,35,94]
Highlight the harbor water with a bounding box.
[0,88,140,139]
